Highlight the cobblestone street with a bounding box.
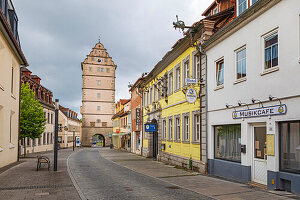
[0,149,80,200]
[1,148,299,200]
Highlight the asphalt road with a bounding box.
[68,149,214,200]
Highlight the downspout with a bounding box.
[18,67,22,161]
[140,87,143,157]
[204,50,208,174]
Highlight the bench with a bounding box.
[37,155,50,171]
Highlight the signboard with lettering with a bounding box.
[136,108,141,125]
[145,124,156,132]
[185,78,197,84]
[233,104,287,119]
[186,88,197,104]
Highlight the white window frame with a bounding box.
[168,69,173,95]
[174,115,181,141]
[215,57,224,88]
[193,113,200,142]
[235,46,247,81]
[174,63,181,91]
[182,112,190,142]
[168,116,173,140]
[237,0,248,16]
[182,55,190,87]
[162,118,166,140]
[261,28,279,75]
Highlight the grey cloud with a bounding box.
[14,0,211,117]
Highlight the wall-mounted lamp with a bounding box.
[252,98,264,107]
[182,88,188,95]
[225,103,236,111]
[269,95,282,105]
[238,100,249,109]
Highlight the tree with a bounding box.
[20,82,46,156]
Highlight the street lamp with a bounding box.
[54,99,59,171]
[73,127,75,151]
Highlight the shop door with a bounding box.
[252,126,267,185]
[153,132,158,159]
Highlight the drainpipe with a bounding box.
[204,50,208,174]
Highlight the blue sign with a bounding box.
[145,124,156,132]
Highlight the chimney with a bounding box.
[21,67,32,78]
[31,75,41,84]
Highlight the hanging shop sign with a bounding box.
[186,88,197,104]
[136,108,141,125]
[185,78,197,84]
[145,124,157,132]
[233,104,287,119]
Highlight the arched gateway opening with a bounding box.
[91,134,105,147]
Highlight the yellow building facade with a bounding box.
[141,20,214,172]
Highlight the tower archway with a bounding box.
[91,134,105,147]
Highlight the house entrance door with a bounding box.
[252,126,267,185]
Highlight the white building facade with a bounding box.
[204,0,300,194]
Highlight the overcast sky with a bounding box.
[13,0,211,118]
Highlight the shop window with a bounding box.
[215,124,241,162]
[216,59,224,86]
[264,33,278,69]
[236,47,246,79]
[280,121,300,173]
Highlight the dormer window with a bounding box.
[238,0,247,15]
[213,7,218,15]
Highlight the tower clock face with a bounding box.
[97,58,102,63]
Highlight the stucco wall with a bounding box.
[0,30,21,168]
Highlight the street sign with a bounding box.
[185,78,197,84]
[76,136,81,147]
[145,124,156,132]
[186,88,197,104]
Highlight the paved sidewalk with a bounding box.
[100,148,299,200]
[0,148,80,200]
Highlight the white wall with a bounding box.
[206,0,300,172]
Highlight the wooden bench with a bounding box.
[37,155,50,171]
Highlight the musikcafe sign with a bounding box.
[232,104,287,119]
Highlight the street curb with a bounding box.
[98,149,217,200]
[67,150,87,200]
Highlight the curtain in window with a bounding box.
[215,125,241,162]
